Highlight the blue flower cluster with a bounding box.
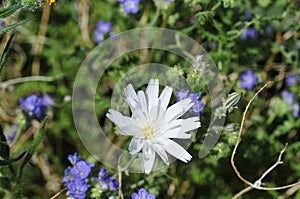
[281,74,300,118]
[117,0,141,14]
[132,188,155,199]
[94,21,116,44]
[63,153,94,199]
[176,89,204,116]
[19,94,53,121]
[96,167,119,191]
[240,69,258,90]
[63,153,119,199]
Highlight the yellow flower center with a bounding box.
[142,124,155,139]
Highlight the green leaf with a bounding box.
[195,11,214,25]
[0,5,22,18]
[0,176,11,191]
[0,125,9,160]
[0,33,14,74]
[0,151,26,166]
[0,18,30,36]
[22,118,48,165]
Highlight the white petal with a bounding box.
[129,137,144,154]
[146,79,159,109]
[124,84,138,111]
[106,109,141,136]
[158,86,172,111]
[137,91,148,114]
[149,105,166,126]
[165,98,194,123]
[106,109,135,127]
[153,143,169,165]
[179,117,201,132]
[162,138,192,163]
[132,108,148,126]
[142,141,155,174]
[119,125,142,136]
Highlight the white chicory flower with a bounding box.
[106,79,201,173]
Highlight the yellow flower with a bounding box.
[47,0,56,5]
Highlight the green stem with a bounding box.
[211,1,222,12]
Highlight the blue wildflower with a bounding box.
[98,167,110,182]
[109,179,119,191]
[63,154,93,199]
[240,27,258,40]
[19,94,53,121]
[176,89,204,116]
[293,103,299,118]
[62,166,74,185]
[244,10,251,21]
[71,160,94,180]
[165,0,173,3]
[94,21,112,44]
[68,153,80,166]
[281,90,295,105]
[240,70,258,90]
[67,178,90,199]
[96,21,111,34]
[285,75,296,86]
[119,0,140,14]
[132,188,155,199]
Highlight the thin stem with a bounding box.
[232,186,253,199]
[1,75,61,89]
[31,5,51,76]
[118,155,124,199]
[231,82,273,186]
[49,187,67,199]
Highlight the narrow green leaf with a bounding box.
[0,18,30,36]
[0,176,11,191]
[0,151,26,166]
[16,118,47,197]
[22,117,48,166]
[195,11,214,25]
[0,125,9,160]
[0,33,14,74]
[0,5,22,18]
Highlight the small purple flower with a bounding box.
[165,0,173,3]
[293,103,299,118]
[240,70,258,90]
[96,21,112,34]
[20,94,52,121]
[68,153,80,166]
[244,10,252,21]
[281,90,295,105]
[71,160,94,180]
[285,75,296,86]
[240,28,258,40]
[122,0,140,14]
[67,178,90,199]
[94,32,104,44]
[94,21,112,44]
[132,188,155,199]
[109,179,119,191]
[176,89,204,116]
[265,25,272,34]
[109,196,115,199]
[109,32,117,40]
[62,167,74,185]
[176,89,189,101]
[98,167,110,182]
[7,125,18,144]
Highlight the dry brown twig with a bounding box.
[230,81,300,199]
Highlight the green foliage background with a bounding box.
[0,0,300,198]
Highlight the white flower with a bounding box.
[106,79,200,173]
